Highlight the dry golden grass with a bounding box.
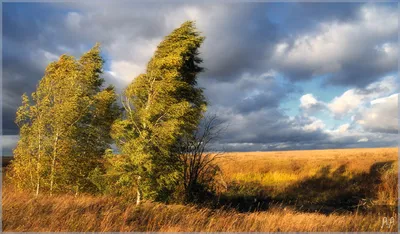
[2,185,397,232]
[2,147,398,232]
[218,147,397,178]
[218,148,397,194]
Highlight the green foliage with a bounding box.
[111,21,206,202]
[9,44,120,195]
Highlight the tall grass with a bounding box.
[2,185,397,232]
[217,148,398,203]
[2,147,398,232]
[375,161,398,206]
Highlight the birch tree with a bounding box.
[9,44,119,195]
[111,21,206,203]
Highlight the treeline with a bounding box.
[9,21,222,204]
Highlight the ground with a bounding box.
[2,147,398,232]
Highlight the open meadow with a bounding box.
[2,147,398,232]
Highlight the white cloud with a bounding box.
[2,135,19,155]
[323,124,395,148]
[65,12,82,30]
[103,37,162,88]
[337,124,350,133]
[297,75,398,146]
[355,93,398,134]
[109,60,144,84]
[325,123,350,134]
[300,94,318,109]
[299,93,326,114]
[2,135,19,148]
[358,137,369,142]
[328,76,398,118]
[37,49,59,65]
[302,118,326,132]
[328,89,364,117]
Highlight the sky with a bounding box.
[2,1,399,154]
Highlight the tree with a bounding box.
[111,21,206,204]
[11,93,45,193]
[64,46,120,195]
[176,114,226,202]
[9,44,120,195]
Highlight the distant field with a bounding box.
[219,147,397,175]
[216,148,398,211]
[218,147,397,191]
[2,147,398,232]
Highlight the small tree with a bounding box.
[176,115,226,202]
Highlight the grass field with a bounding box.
[217,148,398,210]
[2,147,398,232]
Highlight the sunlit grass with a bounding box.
[2,186,397,232]
[2,147,398,232]
[233,171,299,186]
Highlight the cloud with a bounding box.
[328,76,398,118]
[60,2,278,83]
[65,12,82,30]
[298,76,397,118]
[108,60,144,85]
[2,2,398,151]
[302,117,326,132]
[271,4,397,87]
[201,71,299,115]
[358,137,368,142]
[300,93,327,114]
[300,94,318,108]
[300,76,398,140]
[355,93,398,134]
[295,75,398,148]
[214,108,329,150]
[337,124,350,133]
[2,135,19,156]
[323,125,396,148]
[328,90,366,118]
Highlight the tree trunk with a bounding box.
[49,133,59,196]
[136,175,142,205]
[35,126,41,196]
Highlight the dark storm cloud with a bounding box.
[2,2,398,152]
[197,4,279,81]
[2,2,190,135]
[199,72,300,115]
[208,109,330,151]
[61,2,279,81]
[214,123,397,152]
[326,58,397,87]
[277,2,361,32]
[2,3,108,135]
[2,40,45,134]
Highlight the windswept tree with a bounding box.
[111,21,206,204]
[10,44,120,195]
[176,114,226,202]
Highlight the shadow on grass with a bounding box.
[209,160,397,215]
